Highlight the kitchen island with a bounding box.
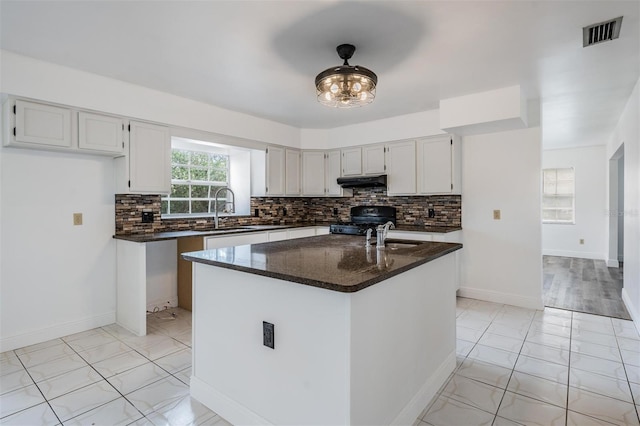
[183,234,462,425]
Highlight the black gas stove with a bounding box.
[329,206,396,236]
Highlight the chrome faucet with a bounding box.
[365,228,373,248]
[213,187,236,229]
[376,221,395,250]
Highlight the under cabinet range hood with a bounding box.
[336,174,387,188]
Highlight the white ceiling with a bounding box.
[1,1,638,149]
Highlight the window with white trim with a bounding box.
[161,148,231,216]
[542,167,575,224]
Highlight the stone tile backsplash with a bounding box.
[115,189,461,235]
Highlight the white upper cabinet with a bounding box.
[12,99,72,148]
[362,144,386,175]
[266,146,285,196]
[325,150,343,196]
[127,121,171,194]
[341,147,362,176]
[417,136,461,194]
[386,141,416,195]
[302,151,326,196]
[78,111,125,155]
[285,148,301,196]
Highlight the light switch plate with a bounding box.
[73,213,83,226]
[493,210,501,220]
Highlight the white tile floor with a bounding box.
[2,300,640,425]
[0,308,229,425]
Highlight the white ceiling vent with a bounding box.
[583,16,623,47]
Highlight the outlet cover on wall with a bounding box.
[73,213,83,226]
[493,210,501,220]
[580,239,585,245]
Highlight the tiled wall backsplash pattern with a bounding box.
[115,189,461,235]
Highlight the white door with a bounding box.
[386,141,416,195]
[362,144,386,174]
[342,148,362,176]
[266,146,285,196]
[78,111,125,154]
[325,150,343,196]
[417,137,453,194]
[14,100,72,148]
[129,121,171,194]
[285,148,301,195]
[302,151,326,196]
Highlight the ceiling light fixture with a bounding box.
[315,44,378,108]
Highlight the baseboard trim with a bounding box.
[392,350,456,426]
[191,376,272,425]
[0,311,116,352]
[622,289,640,334]
[607,259,620,268]
[458,287,544,310]
[542,250,605,261]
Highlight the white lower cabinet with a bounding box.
[205,232,268,250]
[268,230,289,242]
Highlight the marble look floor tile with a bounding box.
[456,358,513,389]
[440,374,504,414]
[467,344,518,369]
[456,339,475,357]
[0,383,46,418]
[17,343,76,368]
[37,365,103,400]
[14,339,64,356]
[199,416,232,426]
[107,363,169,395]
[530,322,571,338]
[525,331,570,351]
[628,382,640,403]
[571,340,622,363]
[148,395,217,426]
[497,391,566,426]
[422,396,494,426]
[572,319,615,335]
[514,355,569,384]
[456,326,484,343]
[623,364,640,384]
[572,329,618,348]
[91,350,148,378]
[491,314,533,330]
[172,330,192,347]
[0,351,18,362]
[26,353,88,382]
[492,416,526,426]
[520,341,569,366]
[66,333,118,353]
[174,367,191,386]
[126,376,190,415]
[567,410,619,425]
[64,397,143,426]
[485,322,530,340]
[533,313,572,327]
[154,349,191,374]
[616,327,640,340]
[77,341,132,364]
[617,337,640,353]
[101,324,137,340]
[570,352,627,381]
[573,312,613,325]
[478,333,524,354]
[456,316,491,331]
[62,328,111,343]
[541,307,573,318]
[0,357,24,377]
[0,402,59,425]
[131,338,187,361]
[568,386,640,425]
[506,371,568,408]
[569,368,633,403]
[48,381,120,422]
[0,368,34,395]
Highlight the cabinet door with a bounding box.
[417,137,453,194]
[325,150,343,196]
[129,121,171,194]
[288,228,317,239]
[302,151,326,196]
[362,144,385,175]
[342,148,362,176]
[386,141,416,195]
[205,232,268,249]
[14,100,72,148]
[285,148,301,195]
[266,146,285,196]
[268,230,289,241]
[78,111,125,154]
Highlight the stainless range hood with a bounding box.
[336,174,387,188]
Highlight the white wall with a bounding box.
[300,109,444,149]
[608,77,640,326]
[0,50,300,148]
[459,127,544,309]
[542,146,607,260]
[0,148,116,351]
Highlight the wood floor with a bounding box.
[543,255,630,320]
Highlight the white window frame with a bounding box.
[542,167,575,224]
[162,142,231,217]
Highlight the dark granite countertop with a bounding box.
[182,234,462,293]
[393,225,462,233]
